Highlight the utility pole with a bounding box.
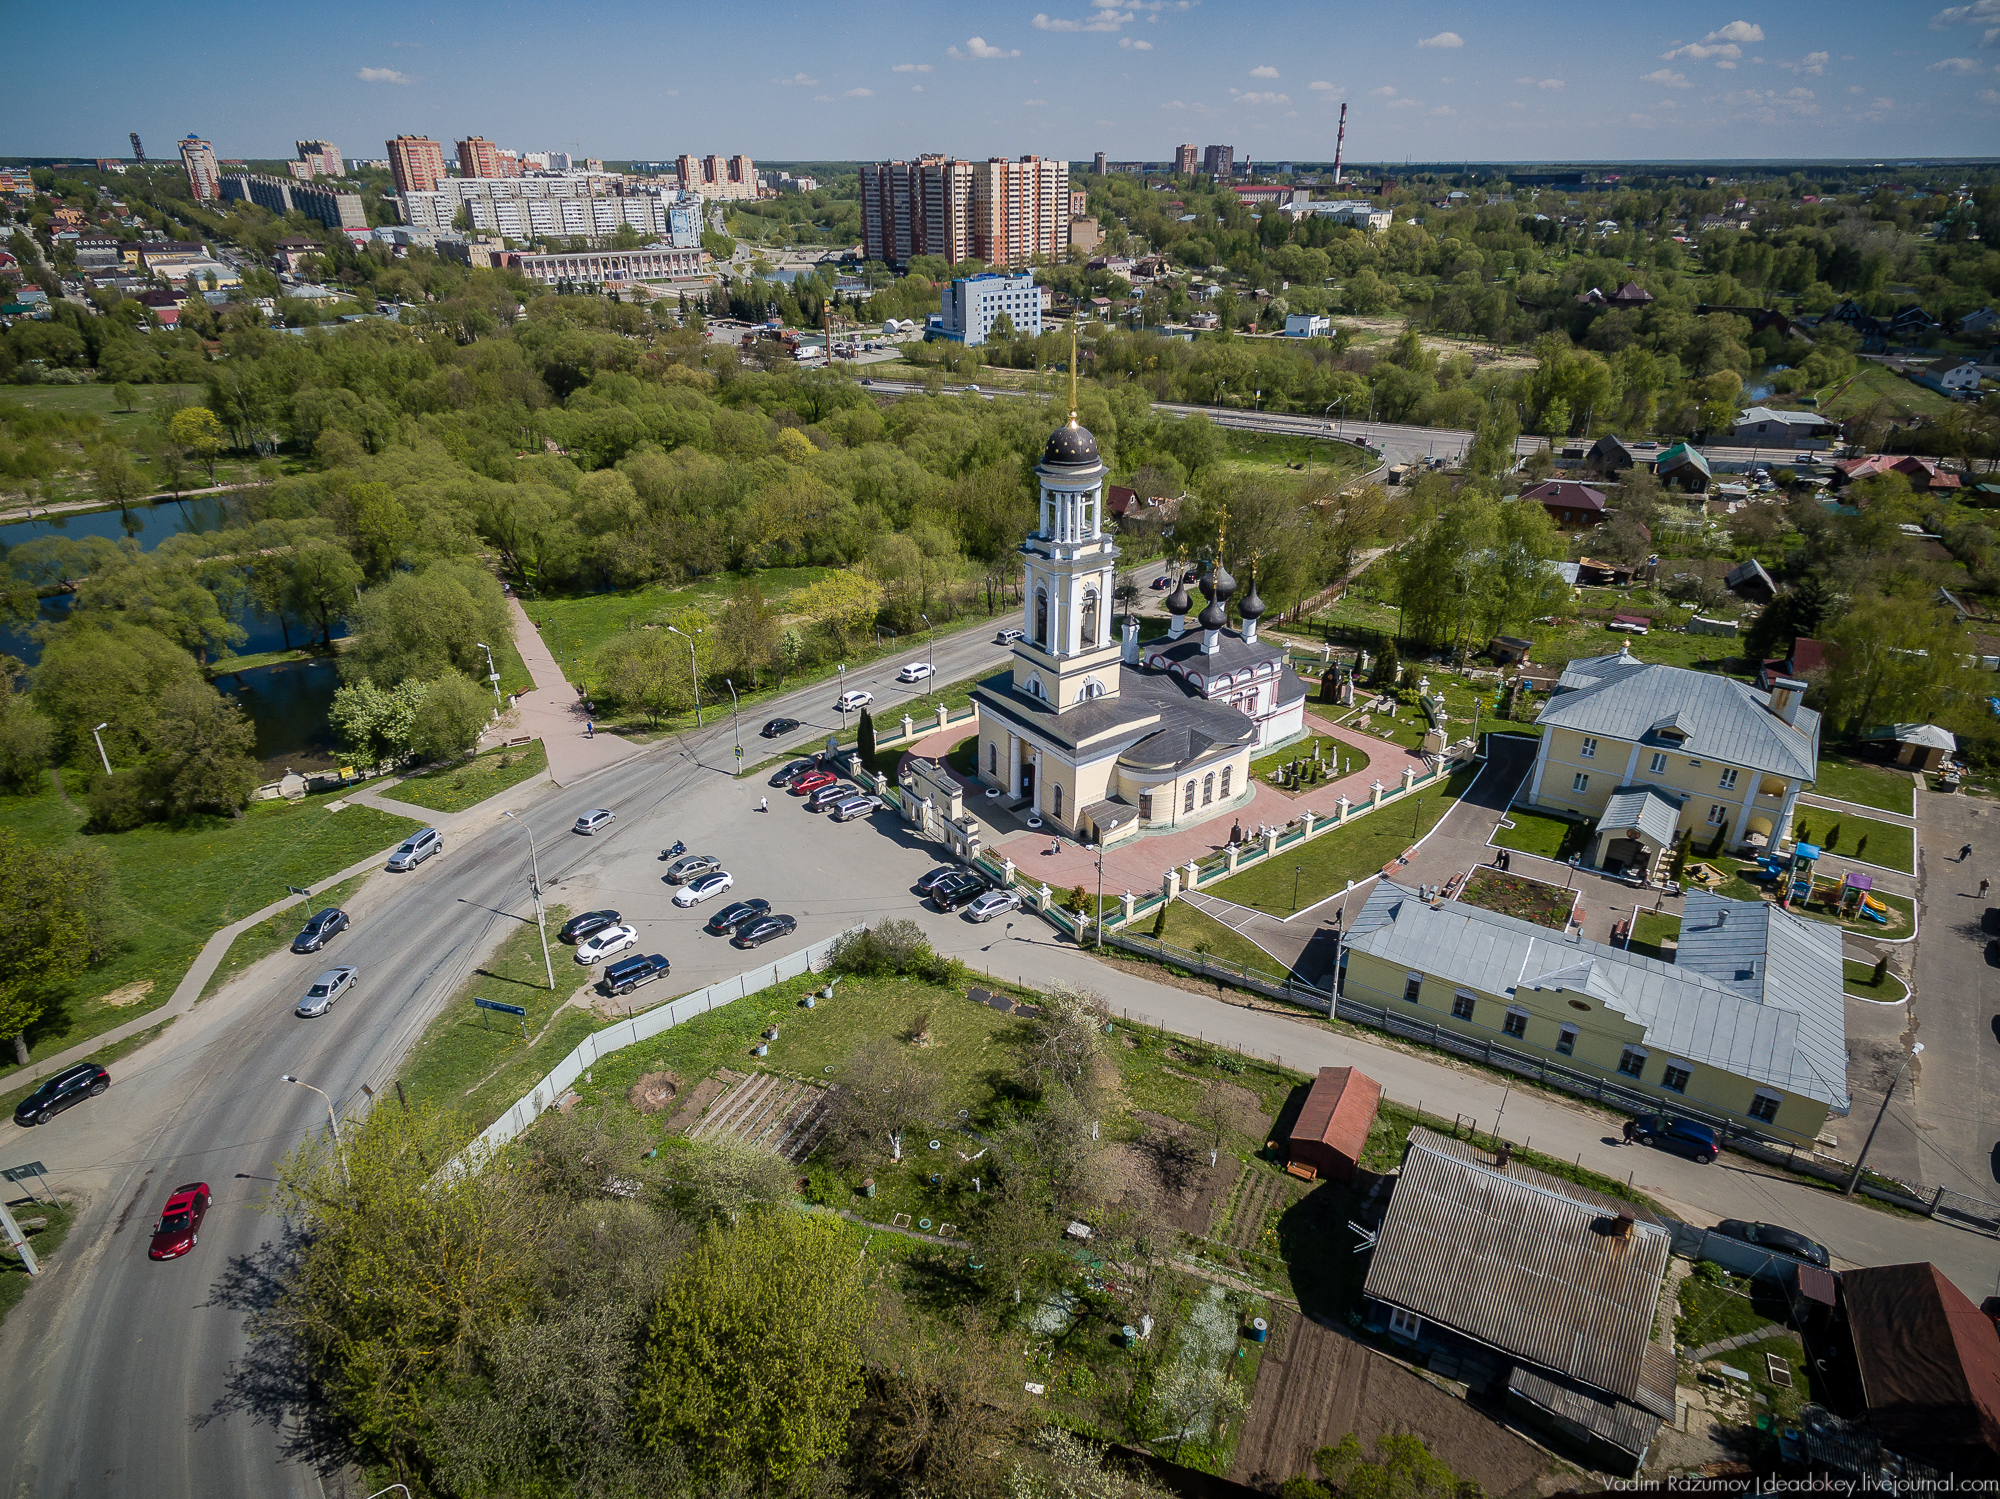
[501,812,555,990]
[1844,1043,1923,1196]
[0,1199,40,1276]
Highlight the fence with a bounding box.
[451,926,864,1171]
[1105,930,1335,1014]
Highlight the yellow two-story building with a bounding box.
[1338,881,1849,1146]
[1523,646,1820,879]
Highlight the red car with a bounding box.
[147,1182,210,1260]
[791,770,837,796]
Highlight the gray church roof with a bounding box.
[1540,652,1820,783]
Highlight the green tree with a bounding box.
[634,1208,871,1487]
[856,705,877,765]
[0,691,54,789]
[0,833,114,1064]
[31,620,203,762]
[329,678,429,762]
[599,630,689,727]
[92,444,146,509]
[342,563,510,688]
[288,539,365,647]
[407,673,491,763]
[1294,1431,1472,1499]
[146,680,259,817]
[717,581,778,687]
[165,405,226,481]
[112,381,137,412]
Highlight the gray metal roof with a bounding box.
[1598,784,1683,848]
[1538,652,1820,783]
[1364,1128,1676,1417]
[1506,1364,1665,1459]
[1343,881,1848,1108]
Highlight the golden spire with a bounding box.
[1067,320,1079,428]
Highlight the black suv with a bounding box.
[14,1061,110,1126]
[602,953,670,997]
[931,873,987,912]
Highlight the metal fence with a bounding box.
[449,926,864,1173]
[1104,930,1335,1015]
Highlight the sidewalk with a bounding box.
[502,595,642,785]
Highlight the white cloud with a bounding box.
[1309,79,1336,91]
[1119,36,1152,48]
[1022,97,1050,105]
[1386,96,1420,109]
[891,62,934,72]
[1642,68,1693,86]
[1368,84,1397,97]
[1879,94,1900,106]
[1848,83,1866,91]
[1662,40,1743,61]
[842,86,873,97]
[775,71,820,85]
[812,94,833,102]
[1716,58,1738,68]
[948,36,1020,58]
[1535,77,1564,89]
[356,66,413,83]
[1417,30,1463,47]
[1232,90,1289,104]
[1929,55,1987,69]
[912,84,924,91]
[1931,0,1999,27]
[1160,99,1187,109]
[1781,50,1830,74]
[1429,104,1456,115]
[1249,64,1279,77]
[1981,86,2000,101]
[1032,7,1134,32]
[1707,19,1765,41]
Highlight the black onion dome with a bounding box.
[1204,560,1237,603]
[1165,578,1191,615]
[1042,420,1101,468]
[1197,595,1228,631]
[1238,572,1265,620]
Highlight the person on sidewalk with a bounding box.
[1621,1118,1638,1144]
[1961,843,1974,861]
[759,796,768,813]
[1981,878,1990,899]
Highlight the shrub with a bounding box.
[84,769,152,831]
[826,918,961,986]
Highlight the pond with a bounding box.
[213,658,346,776]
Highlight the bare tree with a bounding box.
[826,1040,944,1166]
[1021,982,1110,1099]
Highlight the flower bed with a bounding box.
[1456,867,1576,931]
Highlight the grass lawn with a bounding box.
[198,872,373,1002]
[1630,911,1681,961]
[1,383,284,507]
[1251,734,1367,795]
[1492,808,1590,861]
[381,740,548,815]
[1821,362,1955,423]
[1205,767,1477,916]
[1807,758,1915,817]
[1143,898,1287,977]
[1340,673,1499,755]
[1676,1266,1790,1346]
[0,776,422,1087]
[0,1198,75,1330]
[1789,809,1915,874]
[1844,959,1908,1003]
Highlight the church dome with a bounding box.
[1238,572,1265,620]
[1042,419,1101,468]
[1165,577,1191,616]
[1201,560,1237,604]
[1197,595,1228,631]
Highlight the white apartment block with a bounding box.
[398,176,701,245]
[513,247,705,286]
[940,272,1042,346]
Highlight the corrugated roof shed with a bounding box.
[1363,1128,1676,1418]
[1286,1066,1382,1180]
[1844,1262,2000,1476]
[1598,784,1684,848]
[1506,1364,1663,1459]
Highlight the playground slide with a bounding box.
[1858,894,1889,923]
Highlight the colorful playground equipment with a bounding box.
[1841,870,1889,923]
[1751,842,1820,905]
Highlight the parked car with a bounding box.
[760,717,801,738]
[1629,1113,1720,1162]
[807,782,855,812]
[733,913,798,949]
[836,689,873,713]
[1713,1219,1830,1268]
[558,909,623,944]
[673,870,735,908]
[706,898,772,935]
[575,923,639,965]
[296,965,357,1018]
[996,627,1024,644]
[13,1061,109,1126]
[916,866,965,895]
[573,808,616,835]
[774,758,817,786]
[602,952,670,997]
[387,827,443,870]
[147,1182,211,1261]
[1606,620,1649,636]
[791,770,837,796]
[831,795,882,822]
[966,888,1023,922]
[290,907,349,953]
[931,872,987,912]
[897,662,935,683]
[664,852,723,884]
[1151,576,1172,589]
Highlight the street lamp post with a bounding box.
[474,641,501,703]
[500,811,556,990]
[666,624,703,727]
[836,663,849,735]
[91,722,112,776]
[1843,1042,1923,1196]
[725,679,741,773]
[920,614,935,700]
[1094,842,1106,951]
[1293,865,1302,913]
[281,1075,349,1187]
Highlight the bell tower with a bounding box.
[1011,327,1122,711]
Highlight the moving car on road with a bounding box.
[296,966,357,1017]
[1628,1113,1719,1162]
[1713,1219,1830,1268]
[387,828,443,871]
[706,899,772,935]
[966,888,1023,922]
[996,627,1024,644]
[13,1061,109,1126]
[760,717,801,738]
[672,870,736,908]
[575,924,639,965]
[931,872,987,912]
[836,689,873,713]
[573,808,616,835]
[290,907,349,953]
[602,952,670,997]
[897,662,934,683]
[559,909,623,944]
[664,853,723,884]
[733,913,797,949]
[147,1183,210,1261]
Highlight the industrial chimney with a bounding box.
[1333,103,1347,186]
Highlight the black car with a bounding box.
[760,717,801,739]
[559,909,624,944]
[290,907,349,953]
[14,1061,109,1126]
[916,866,965,895]
[932,873,987,912]
[771,759,816,787]
[602,952,671,996]
[706,898,773,935]
[1629,1113,1721,1163]
[806,782,854,812]
[1714,1219,1831,1268]
[733,913,798,949]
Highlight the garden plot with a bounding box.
[684,1069,835,1162]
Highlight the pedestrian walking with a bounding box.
[1961,843,1974,861]
[1621,1119,1637,1144]
[1981,877,1990,899]
[759,796,768,813]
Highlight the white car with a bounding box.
[1606,620,1650,635]
[995,627,1024,644]
[836,689,873,713]
[673,870,736,907]
[573,808,616,835]
[296,966,357,1017]
[966,889,1024,923]
[575,923,638,965]
[897,662,935,683]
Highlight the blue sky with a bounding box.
[4,0,1996,164]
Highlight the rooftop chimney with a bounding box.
[1768,675,1805,726]
[1121,614,1140,665]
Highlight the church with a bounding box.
[971,400,1309,847]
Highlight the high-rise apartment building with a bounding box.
[221,174,367,232]
[674,154,757,200]
[457,136,503,179]
[1093,151,1106,175]
[971,156,1070,269]
[295,140,342,178]
[386,135,448,197]
[1173,143,1200,176]
[179,135,220,201]
[1202,145,1236,177]
[862,154,1069,269]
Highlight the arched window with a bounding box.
[1183,779,1196,814]
[1034,589,1049,648]
[1220,766,1232,799]
[1027,675,1045,700]
[988,742,998,775]
[1080,588,1099,649]
[1202,773,1214,806]
[1081,677,1104,699]
[1052,783,1063,819]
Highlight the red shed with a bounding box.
[1286,1066,1382,1182]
